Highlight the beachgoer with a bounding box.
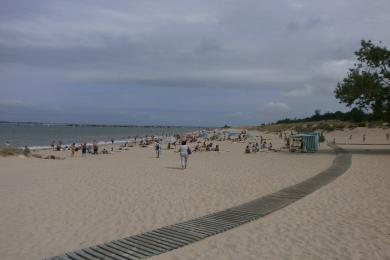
[81,143,87,156]
[111,138,114,145]
[363,134,366,142]
[349,134,352,141]
[51,141,55,151]
[57,141,62,151]
[155,141,161,158]
[93,141,98,154]
[23,146,30,156]
[215,144,220,152]
[386,133,389,140]
[70,143,76,157]
[178,141,190,169]
[251,143,257,153]
[268,142,273,150]
[245,145,251,154]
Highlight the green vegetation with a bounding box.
[335,40,390,121]
[0,147,34,157]
[275,108,370,124]
[249,109,388,133]
[0,147,25,157]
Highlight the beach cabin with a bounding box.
[289,134,319,153]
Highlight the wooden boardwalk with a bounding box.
[46,144,351,260]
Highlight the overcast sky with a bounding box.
[0,0,389,126]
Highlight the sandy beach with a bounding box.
[0,128,389,259]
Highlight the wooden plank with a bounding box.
[105,242,145,259]
[160,226,206,240]
[73,250,99,260]
[90,246,128,260]
[151,230,195,243]
[113,240,160,256]
[65,252,86,260]
[98,244,137,259]
[131,235,178,250]
[81,248,112,259]
[142,232,187,247]
[119,238,165,254]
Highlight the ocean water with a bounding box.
[0,122,204,149]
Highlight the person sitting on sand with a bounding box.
[102,148,109,154]
[251,143,257,153]
[268,142,273,150]
[44,154,64,160]
[255,142,260,152]
[194,144,200,152]
[245,145,251,154]
[215,144,220,152]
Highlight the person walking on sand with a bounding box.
[70,143,76,157]
[155,140,162,158]
[363,134,366,142]
[386,133,389,141]
[179,140,190,169]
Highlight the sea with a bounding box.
[0,122,205,149]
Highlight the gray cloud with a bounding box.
[0,0,389,125]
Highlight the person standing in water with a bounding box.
[179,140,190,169]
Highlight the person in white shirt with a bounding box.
[178,140,190,169]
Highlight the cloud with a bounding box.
[282,85,313,97]
[264,101,290,112]
[0,99,29,107]
[0,0,389,125]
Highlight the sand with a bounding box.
[0,128,389,259]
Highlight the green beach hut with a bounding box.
[290,133,319,153]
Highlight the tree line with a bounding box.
[275,108,373,124]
